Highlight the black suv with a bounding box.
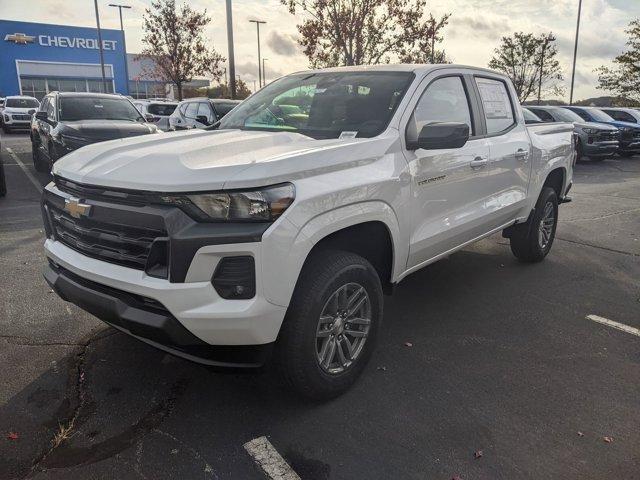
[30,92,160,172]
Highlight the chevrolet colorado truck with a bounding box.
[41,65,575,399]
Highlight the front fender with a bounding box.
[261,201,405,308]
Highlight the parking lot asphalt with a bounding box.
[1,130,639,480]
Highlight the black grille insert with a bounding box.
[49,204,167,271]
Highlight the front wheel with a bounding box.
[509,187,559,263]
[32,141,49,173]
[274,250,383,400]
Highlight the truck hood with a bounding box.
[53,128,392,192]
[574,121,618,131]
[61,120,159,141]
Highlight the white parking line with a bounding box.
[243,436,301,480]
[5,147,43,194]
[586,314,640,337]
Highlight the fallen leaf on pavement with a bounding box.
[578,431,584,437]
[7,432,19,440]
[474,450,483,459]
[404,342,413,347]
[377,366,387,371]
[603,436,614,443]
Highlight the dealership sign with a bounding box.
[5,32,117,50]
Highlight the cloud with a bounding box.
[266,31,300,56]
[453,15,509,38]
[235,61,285,82]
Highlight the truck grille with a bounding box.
[48,203,167,271]
[11,114,31,121]
[598,131,619,141]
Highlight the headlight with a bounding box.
[3,114,9,122]
[160,183,295,222]
[619,127,631,132]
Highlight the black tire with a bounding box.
[32,141,49,173]
[0,162,6,197]
[509,187,559,263]
[274,250,383,400]
[619,151,635,157]
[575,140,583,163]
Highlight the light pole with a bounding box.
[249,19,266,88]
[108,3,131,96]
[226,0,237,99]
[569,0,582,105]
[262,58,268,87]
[94,0,108,92]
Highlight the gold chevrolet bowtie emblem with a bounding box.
[4,33,36,45]
[64,198,91,219]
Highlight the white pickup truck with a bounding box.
[42,65,574,399]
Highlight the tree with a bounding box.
[139,0,224,100]
[202,79,252,100]
[281,0,451,68]
[488,32,563,103]
[596,19,640,103]
[398,13,451,64]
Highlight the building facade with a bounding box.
[1,20,209,100]
[1,20,127,99]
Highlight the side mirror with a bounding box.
[410,122,470,150]
[35,111,48,121]
[195,115,210,126]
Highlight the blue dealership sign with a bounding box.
[0,20,128,97]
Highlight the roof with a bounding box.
[5,95,38,100]
[178,98,241,104]
[52,92,126,99]
[290,63,503,76]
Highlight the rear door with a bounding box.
[474,76,532,226]
[403,73,493,269]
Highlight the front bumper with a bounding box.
[44,237,287,348]
[582,140,618,156]
[44,261,274,367]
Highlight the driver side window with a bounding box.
[407,76,473,144]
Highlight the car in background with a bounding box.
[132,99,178,131]
[0,141,5,197]
[168,98,240,130]
[599,107,640,125]
[526,106,619,161]
[30,92,161,172]
[563,106,640,157]
[522,108,545,124]
[2,95,40,133]
[0,97,5,110]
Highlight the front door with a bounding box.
[403,74,493,269]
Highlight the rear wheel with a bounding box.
[274,250,383,400]
[509,187,558,263]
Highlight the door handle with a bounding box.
[470,157,488,169]
[514,148,529,160]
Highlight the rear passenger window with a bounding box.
[409,76,473,142]
[184,103,198,119]
[475,77,515,134]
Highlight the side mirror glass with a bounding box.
[196,115,210,126]
[410,122,470,150]
[144,114,155,123]
[35,111,48,121]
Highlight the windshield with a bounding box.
[551,108,583,123]
[217,71,415,139]
[60,97,144,122]
[522,109,542,123]
[6,98,39,108]
[587,108,615,122]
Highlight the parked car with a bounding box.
[563,106,640,157]
[132,99,178,131]
[42,65,574,399]
[30,92,161,172]
[0,143,5,197]
[2,95,40,133]
[525,106,619,161]
[0,97,5,110]
[599,107,640,125]
[168,98,240,130]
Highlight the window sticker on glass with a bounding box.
[339,131,358,139]
[476,80,512,120]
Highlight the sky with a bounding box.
[0,0,638,100]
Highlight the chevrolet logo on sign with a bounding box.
[64,198,92,219]
[4,33,36,44]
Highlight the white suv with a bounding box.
[42,65,574,399]
[2,95,40,133]
[132,99,178,131]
